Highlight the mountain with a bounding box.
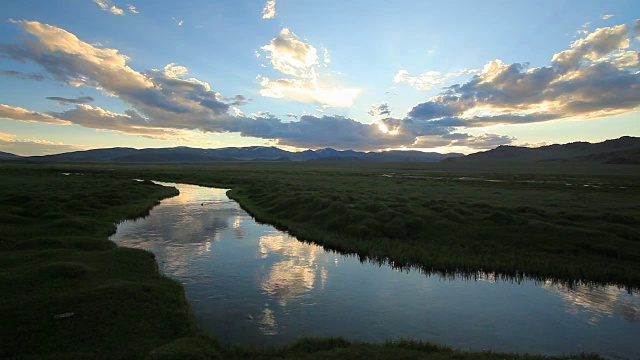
[27,147,138,161]
[24,146,463,163]
[362,150,459,162]
[444,136,640,164]
[0,151,20,159]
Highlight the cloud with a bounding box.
[394,68,478,90]
[127,4,138,14]
[8,19,636,153]
[0,69,45,81]
[0,104,68,124]
[368,103,391,117]
[0,21,241,129]
[46,96,95,105]
[577,22,591,35]
[241,115,416,151]
[92,0,124,15]
[259,28,360,107]
[405,22,640,131]
[232,106,245,117]
[0,20,512,152]
[261,28,319,77]
[262,0,276,19]
[222,94,249,106]
[601,14,614,20]
[413,132,513,149]
[258,77,360,108]
[323,48,331,64]
[0,132,15,142]
[0,136,89,156]
[50,104,193,139]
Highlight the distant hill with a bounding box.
[445,136,640,164]
[24,146,464,163]
[0,151,21,159]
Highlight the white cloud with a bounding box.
[92,0,124,15]
[258,76,360,108]
[407,22,640,131]
[261,28,319,77]
[323,48,331,64]
[601,14,614,20]
[0,136,90,156]
[262,0,276,19]
[259,28,360,107]
[0,104,68,124]
[552,24,630,68]
[127,4,139,14]
[232,106,245,117]
[0,132,15,141]
[163,63,189,78]
[577,22,590,35]
[393,68,478,90]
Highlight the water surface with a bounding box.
[110,182,640,359]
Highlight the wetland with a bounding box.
[1,161,639,359]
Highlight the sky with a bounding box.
[0,0,638,156]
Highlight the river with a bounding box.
[109,182,640,358]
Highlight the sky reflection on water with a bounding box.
[110,182,640,359]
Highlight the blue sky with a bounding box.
[0,0,638,155]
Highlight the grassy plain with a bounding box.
[1,161,637,359]
[113,161,639,289]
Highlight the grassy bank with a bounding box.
[96,161,640,289]
[0,162,632,358]
[0,168,194,359]
[223,164,640,289]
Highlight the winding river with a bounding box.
[110,182,640,359]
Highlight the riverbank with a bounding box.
[0,163,631,358]
[110,161,640,289]
[0,168,196,359]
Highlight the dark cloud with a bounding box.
[368,103,391,117]
[0,69,45,81]
[45,96,95,105]
[407,101,460,120]
[268,115,414,150]
[224,94,249,106]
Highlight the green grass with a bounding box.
[0,162,633,359]
[0,168,193,359]
[85,160,639,289]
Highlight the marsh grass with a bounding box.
[0,162,629,359]
[0,169,193,359]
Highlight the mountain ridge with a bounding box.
[23,146,463,163]
[0,151,21,159]
[9,136,639,163]
[444,136,640,164]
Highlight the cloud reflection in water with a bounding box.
[112,183,242,279]
[258,234,326,306]
[543,281,640,324]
